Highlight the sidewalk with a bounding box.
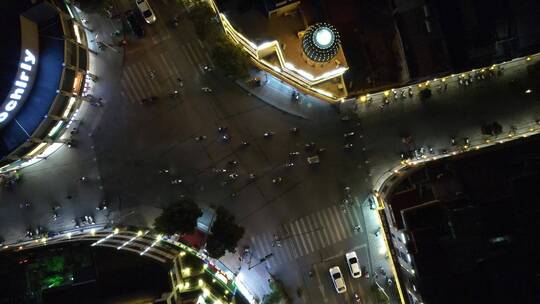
[236,69,338,122]
[359,195,400,303]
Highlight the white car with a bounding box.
[329,266,346,294]
[136,0,156,24]
[346,251,362,278]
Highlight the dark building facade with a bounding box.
[0,0,91,173]
[378,136,540,304]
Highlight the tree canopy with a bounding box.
[205,206,245,259]
[211,39,251,79]
[154,198,203,236]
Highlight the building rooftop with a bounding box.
[387,135,540,304]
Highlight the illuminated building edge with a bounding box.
[0,2,91,173]
[206,0,348,102]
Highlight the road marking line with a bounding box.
[315,210,331,247]
[123,65,146,99]
[180,45,197,69]
[186,42,207,64]
[323,206,343,242]
[277,226,294,262]
[331,205,349,240]
[159,52,176,80]
[309,213,326,248]
[291,220,309,256]
[120,79,137,103]
[337,206,353,239]
[138,62,162,95]
[298,218,315,253]
[185,43,204,70]
[290,221,308,256]
[351,206,363,233]
[123,66,146,100]
[282,224,300,258]
[303,215,319,251]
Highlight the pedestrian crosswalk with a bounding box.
[120,40,213,103]
[249,201,365,269]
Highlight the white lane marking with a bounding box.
[315,210,331,247]
[290,221,308,256]
[330,205,349,240]
[298,217,315,253]
[324,206,344,242]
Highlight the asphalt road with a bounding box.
[88,1,375,303]
[1,1,538,303]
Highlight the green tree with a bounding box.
[186,0,221,41]
[205,206,245,259]
[211,38,251,78]
[262,279,290,304]
[154,198,203,236]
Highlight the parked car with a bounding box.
[125,10,145,38]
[136,0,156,24]
[345,251,362,278]
[329,266,347,294]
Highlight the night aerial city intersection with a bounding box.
[0,0,539,303]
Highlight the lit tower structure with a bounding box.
[301,23,341,64]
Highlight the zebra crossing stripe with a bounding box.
[120,78,138,103]
[316,210,331,247]
[186,42,206,65]
[303,216,319,250]
[289,221,308,256]
[331,205,349,240]
[299,218,315,253]
[309,213,326,248]
[159,52,176,79]
[282,224,300,258]
[179,45,197,70]
[278,227,295,262]
[129,63,157,96]
[138,62,162,94]
[323,206,343,242]
[350,207,363,233]
[198,39,214,66]
[123,66,147,100]
[337,206,353,239]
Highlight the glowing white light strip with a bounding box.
[118,231,146,250]
[91,229,118,246]
[140,234,162,256]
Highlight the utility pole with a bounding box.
[248,253,273,270]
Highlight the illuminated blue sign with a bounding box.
[0,49,37,127]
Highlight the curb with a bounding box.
[235,80,309,120]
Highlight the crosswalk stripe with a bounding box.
[323,206,343,242]
[289,222,307,257]
[293,220,311,256]
[164,51,181,77]
[179,45,197,71]
[337,206,353,239]
[277,227,293,262]
[304,216,320,251]
[260,234,281,268]
[120,79,138,103]
[123,66,146,99]
[159,52,176,80]
[309,213,326,248]
[331,205,349,240]
[138,62,162,94]
[197,39,214,66]
[186,42,206,65]
[252,235,271,267]
[316,210,332,246]
[127,64,155,97]
[307,214,325,249]
[282,224,300,258]
[299,218,315,253]
[350,207,362,233]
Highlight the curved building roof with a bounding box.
[0,1,63,159]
